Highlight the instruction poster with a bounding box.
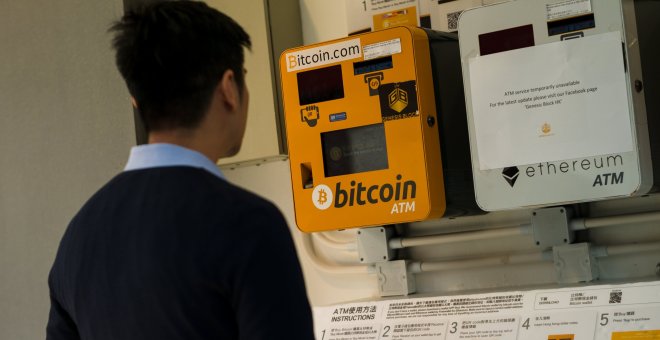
[346,0,430,35]
[313,281,660,339]
[369,0,420,31]
[467,31,634,171]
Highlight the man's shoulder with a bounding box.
[94,167,280,216]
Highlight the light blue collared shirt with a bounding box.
[124,143,224,179]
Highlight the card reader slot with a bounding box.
[354,56,393,75]
[547,13,595,37]
[301,162,313,189]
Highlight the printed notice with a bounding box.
[314,282,660,340]
[467,31,634,170]
[595,306,660,339]
[364,39,402,61]
[369,0,420,30]
[517,310,597,339]
[381,321,448,339]
[321,324,381,340]
[445,316,519,340]
[547,0,592,21]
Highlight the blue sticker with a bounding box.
[329,112,347,122]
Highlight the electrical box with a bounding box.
[280,26,480,232]
[459,0,660,211]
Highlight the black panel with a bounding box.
[353,56,393,75]
[547,13,595,36]
[424,29,484,215]
[479,24,535,56]
[635,0,660,190]
[321,124,388,177]
[297,65,344,105]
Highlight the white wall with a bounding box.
[0,1,135,338]
[299,0,348,44]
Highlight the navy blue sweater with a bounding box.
[47,167,314,339]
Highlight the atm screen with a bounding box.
[297,64,345,105]
[321,123,389,177]
[479,24,535,56]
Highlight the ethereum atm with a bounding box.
[280,26,480,232]
[458,0,660,211]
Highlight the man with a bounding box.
[46,2,314,339]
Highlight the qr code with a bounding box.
[447,11,462,31]
[609,291,623,304]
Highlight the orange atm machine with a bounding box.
[280,26,479,232]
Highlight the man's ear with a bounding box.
[219,69,239,112]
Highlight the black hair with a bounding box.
[110,1,251,132]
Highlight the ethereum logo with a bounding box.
[502,166,520,187]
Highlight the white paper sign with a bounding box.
[368,0,420,30]
[547,0,592,21]
[364,38,402,60]
[468,31,634,170]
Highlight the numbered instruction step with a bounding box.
[314,282,660,340]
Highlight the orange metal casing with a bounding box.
[280,26,446,232]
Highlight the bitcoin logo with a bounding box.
[312,184,333,210]
[318,189,327,204]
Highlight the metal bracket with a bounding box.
[357,226,395,264]
[553,243,599,283]
[376,260,415,297]
[531,206,574,249]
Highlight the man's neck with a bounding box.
[148,130,221,163]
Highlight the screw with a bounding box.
[564,238,568,243]
[635,80,643,93]
[360,258,364,262]
[536,241,541,246]
[427,116,436,127]
[533,212,537,216]
[358,231,361,235]
[383,256,387,260]
[560,209,565,214]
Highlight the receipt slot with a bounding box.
[459,0,660,210]
[281,26,480,232]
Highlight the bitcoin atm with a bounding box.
[459,0,660,211]
[280,26,479,232]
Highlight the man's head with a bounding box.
[110,1,251,140]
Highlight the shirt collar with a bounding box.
[124,143,224,179]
